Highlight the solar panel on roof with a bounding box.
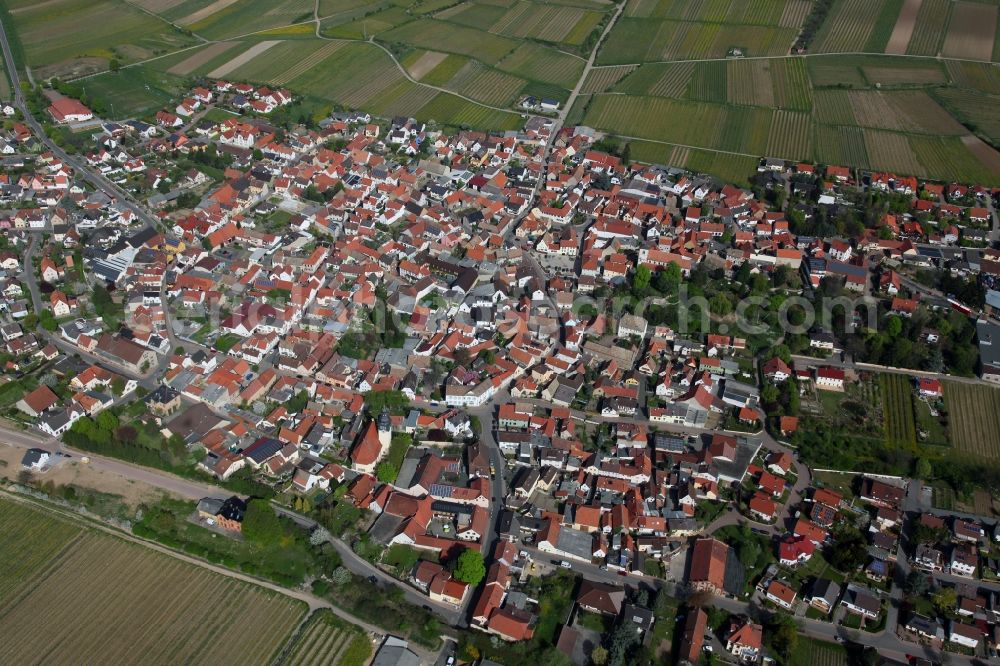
[429,484,454,497]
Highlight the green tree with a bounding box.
[710,293,733,316]
[243,499,283,545]
[591,645,608,666]
[287,389,309,413]
[655,262,682,293]
[632,265,651,296]
[452,548,486,585]
[932,586,957,614]
[766,613,798,660]
[110,377,125,397]
[376,461,398,483]
[904,571,931,597]
[38,309,58,331]
[827,523,868,572]
[767,344,792,364]
[96,410,119,433]
[914,457,932,480]
[886,315,903,338]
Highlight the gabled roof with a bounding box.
[689,537,728,589]
[351,419,383,466]
[576,580,625,615]
[20,384,59,413]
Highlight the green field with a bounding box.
[580,48,1000,184]
[789,636,849,666]
[6,0,198,78]
[935,88,1000,146]
[812,0,895,53]
[581,95,811,159]
[905,0,953,56]
[626,140,759,186]
[180,0,316,40]
[322,5,412,39]
[277,610,372,666]
[880,373,917,448]
[944,381,1000,459]
[0,496,308,664]
[9,0,1000,186]
[74,65,190,118]
[380,18,520,64]
[497,43,585,88]
[0,55,10,99]
[50,0,611,130]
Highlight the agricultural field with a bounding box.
[414,91,523,131]
[789,636,849,666]
[619,139,760,185]
[944,381,1000,460]
[69,65,189,118]
[401,50,449,80]
[624,0,811,27]
[316,0,385,18]
[5,0,199,78]
[0,57,10,99]
[581,44,1000,184]
[844,90,966,136]
[321,5,412,39]
[935,88,1000,146]
[450,65,528,107]
[365,80,440,122]
[0,497,308,664]
[580,65,637,94]
[599,17,799,64]
[947,60,1000,95]
[902,0,952,56]
[486,1,606,47]
[278,610,371,666]
[379,18,520,64]
[276,42,406,110]
[496,43,585,89]
[176,0,316,41]
[612,57,811,109]
[112,30,530,131]
[414,54,471,86]
[581,94,812,160]
[0,496,83,600]
[612,62,695,97]
[880,374,917,448]
[941,1,998,61]
[165,41,240,76]
[811,0,901,53]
